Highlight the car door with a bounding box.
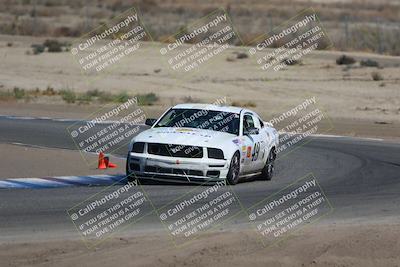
[241,113,265,174]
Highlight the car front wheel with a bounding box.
[260,150,275,181]
[226,152,240,185]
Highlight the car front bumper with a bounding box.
[127,152,229,182]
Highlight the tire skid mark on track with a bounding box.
[0,174,126,189]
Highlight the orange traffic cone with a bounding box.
[104,156,117,168]
[98,152,107,169]
[108,162,118,168]
[104,155,118,168]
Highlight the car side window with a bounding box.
[157,109,177,126]
[253,115,261,130]
[259,118,264,128]
[243,114,255,132]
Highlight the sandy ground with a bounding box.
[0,34,399,125]
[0,143,124,178]
[0,222,399,267]
[0,35,399,140]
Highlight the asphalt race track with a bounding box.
[1,115,399,242]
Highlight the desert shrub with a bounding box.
[231,101,241,107]
[360,59,379,67]
[53,26,73,37]
[43,86,57,96]
[283,58,300,65]
[336,55,356,65]
[243,101,257,107]
[109,0,126,12]
[114,92,130,103]
[31,44,45,54]
[44,39,62,52]
[13,87,25,99]
[60,90,76,103]
[32,88,41,96]
[44,0,57,7]
[85,89,101,97]
[77,94,92,104]
[98,92,114,103]
[136,93,159,106]
[371,72,384,81]
[236,52,248,59]
[140,0,158,12]
[182,96,199,103]
[231,101,256,108]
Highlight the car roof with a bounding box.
[172,103,244,114]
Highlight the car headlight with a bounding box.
[207,148,224,159]
[132,142,145,153]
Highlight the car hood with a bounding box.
[134,127,236,148]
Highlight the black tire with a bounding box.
[126,155,137,183]
[260,149,275,181]
[226,152,241,185]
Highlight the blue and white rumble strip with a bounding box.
[0,175,127,189]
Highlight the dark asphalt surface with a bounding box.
[0,116,399,242]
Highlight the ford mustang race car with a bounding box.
[126,103,279,185]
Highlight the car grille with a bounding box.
[147,143,203,158]
[129,163,140,171]
[145,166,203,176]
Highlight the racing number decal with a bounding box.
[251,142,261,161]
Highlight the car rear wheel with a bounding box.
[226,152,240,185]
[260,149,275,181]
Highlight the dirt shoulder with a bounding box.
[1,223,399,267]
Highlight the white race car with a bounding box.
[126,103,279,185]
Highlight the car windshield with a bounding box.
[154,108,240,135]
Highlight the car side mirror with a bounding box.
[145,118,157,126]
[244,127,259,135]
